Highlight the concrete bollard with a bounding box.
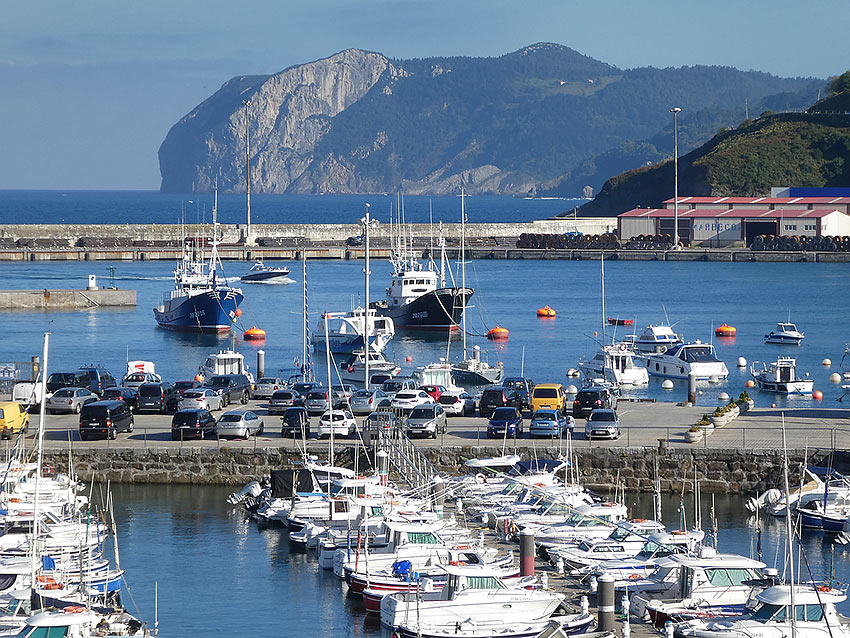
[597,573,615,632]
[257,350,265,379]
[519,528,535,577]
[688,372,697,404]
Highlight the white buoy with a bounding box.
[823,359,832,366]
[697,390,704,395]
[566,385,578,394]
[567,368,580,378]
[737,357,747,367]
[708,375,720,384]
[830,373,842,383]
[661,379,674,390]
[718,392,730,402]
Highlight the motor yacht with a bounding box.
[751,357,813,394]
[764,321,805,345]
[644,341,728,380]
[578,343,649,386]
[632,324,684,353]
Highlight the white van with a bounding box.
[12,382,43,409]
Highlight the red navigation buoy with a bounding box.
[243,326,266,341]
[813,390,823,400]
[234,308,243,317]
[406,356,412,362]
[487,326,509,340]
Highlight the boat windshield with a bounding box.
[749,602,824,623]
[678,346,719,363]
[608,527,631,541]
[563,513,586,526]
[635,540,665,559]
[577,540,594,552]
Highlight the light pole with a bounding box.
[670,107,682,248]
[243,99,252,240]
[360,204,379,389]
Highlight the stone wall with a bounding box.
[41,445,817,494]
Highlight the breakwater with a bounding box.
[40,445,824,494]
[0,288,136,309]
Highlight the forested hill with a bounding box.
[159,44,820,196]
[578,71,850,216]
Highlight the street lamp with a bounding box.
[359,204,379,388]
[670,107,682,248]
[243,99,252,239]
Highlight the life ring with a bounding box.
[602,502,618,507]
[455,545,469,550]
[448,561,467,566]
[671,530,688,535]
[628,573,641,580]
[475,473,486,484]
[37,576,57,585]
[631,519,649,523]
[817,585,831,592]
[64,606,86,613]
[619,344,627,352]
[45,583,62,590]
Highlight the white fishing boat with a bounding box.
[632,324,684,353]
[578,343,649,386]
[764,321,805,345]
[750,357,813,394]
[644,341,728,380]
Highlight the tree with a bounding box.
[827,71,850,96]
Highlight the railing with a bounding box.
[374,426,439,490]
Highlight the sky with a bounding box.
[1,0,848,191]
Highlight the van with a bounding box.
[530,383,567,414]
[79,400,134,440]
[381,377,417,398]
[12,382,43,410]
[45,371,89,394]
[137,383,179,413]
[78,366,116,396]
[0,402,29,439]
[478,385,523,419]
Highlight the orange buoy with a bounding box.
[487,326,509,340]
[243,326,266,341]
[813,390,823,400]
[745,379,755,388]
[536,305,556,318]
[715,323,737,337]
[234,308,243,317]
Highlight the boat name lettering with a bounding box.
[412,311,429,319]
[190,310,206,319]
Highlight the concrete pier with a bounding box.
[0,288,136,309]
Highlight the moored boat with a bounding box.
[750,357,813,394]
[644,341,728,380]
[765,321,805,345]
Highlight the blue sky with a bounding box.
[1,0,847,190]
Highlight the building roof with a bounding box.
[663,196,850,206]
[619,208,843,219]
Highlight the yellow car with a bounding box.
[0,402,29,439]
[530,383,567,414]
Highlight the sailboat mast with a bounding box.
[781,418,797,638]
[302,249,309,381]
[461,187,467,359]
[30,331,49,589]
[364,203,371,389]
[601,254,607,345]
[243,99,252,238]
[325,314,334,466]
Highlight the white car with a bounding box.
[122,372,162,389]
[254,377,285,399]
[179,388,225,412]
[316,410,356,439]
[390,390,432,413]
[438,390,475,417]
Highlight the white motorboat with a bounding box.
[644,341,728,380]
[764,321,805,345]
[578,343,649,386]
[750,357,813,394]
[632,324,684,353]
[380,564,565,629]
[452,345,504,386]
[547,519,666,573]
[198,350,254,385]
[336,350,401,387]
[515,502,628,541]
[412,360,462,392]
[675,583,850,638]
[312,307,395,355]
[747,468,850,517]
[240,259,291,283]
[589,529,706,582]
[394,612,594,638]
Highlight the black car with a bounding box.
[45,371,90,394]
[101,386,139,411]
[502,377,535,410]
[79,366,116,396]
[79,400,134,440]
[171,408,216,440]
[478,385,523,419]
[268,389,303,415]
[137,382,179,413]
[573,384,619,419]
[291,381,319,397]
[205,374,253,405]
[281,406,310,438]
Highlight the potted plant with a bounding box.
[685,425,703,443]
[737,390,754,412]
[697,414,714,434]
[710,404,729,427]
[726,400,740,419]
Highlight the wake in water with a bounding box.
[238,277,296,285]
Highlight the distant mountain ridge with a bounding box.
[158,44,821,196]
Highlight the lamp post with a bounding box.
[360,204,379,389]
[670,107,682,248]
[243,99,252,240]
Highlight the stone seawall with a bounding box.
[40,445,820,494]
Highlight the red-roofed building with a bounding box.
[662,196,850,214]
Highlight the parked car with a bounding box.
[350,388,389,415]
[390,390,432,414]
[268,389,304,415]
[304,389,330,416]
[585,408,621,439]
[45,371,90,395]
[573,384,618,419]
[316,410,356,439]
[405,403,447,439]
[137,382,179,414]
[254,377,286,399]
[79,400,134,440]
[101,386,139,411]
[487,407,524,438]
[331,384,356,404]
[478,385,523,419]
[46,387,98,414]
[78,366,116,396]
[216,410,264,439]
[364,411,398,433]
[418,385,446,402]
[174,380,203,397]
[438,390,476,417]
[503,377,535,410]
[530,383,567,414]
[171,408,216,441]
[529,409,573,438]
[179,388,225,412]
[12,381,43,411]
[381,377,417,398]
[205,374,252,405]
[0,402,29,439]
[122,371,162,389]
[281,406,310,438]
[291,381,319,397]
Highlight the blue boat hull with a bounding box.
[153,288,243,333]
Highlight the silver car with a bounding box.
[350,388,389,415]
[254,377,285,399]
[215,410,264,439]
[405,403,447,438]
[122,372,162,389]
[46,387,98,414]
[304,389,330,416]
[179,388,224,412]
[585,408,621,439]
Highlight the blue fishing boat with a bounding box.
[153,193,243,332]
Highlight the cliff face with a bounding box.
[159,45,819,196]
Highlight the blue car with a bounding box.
[529,409,574,438]
[487,407,523,438]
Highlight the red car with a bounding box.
[419,385,446,402]
[174,380,203,397]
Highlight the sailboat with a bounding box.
[451,190,503,386]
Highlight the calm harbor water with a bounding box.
[109,484,850,638]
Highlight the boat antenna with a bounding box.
[429,199,434,265]
[781,414,798,638]
[460,186,468,360]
